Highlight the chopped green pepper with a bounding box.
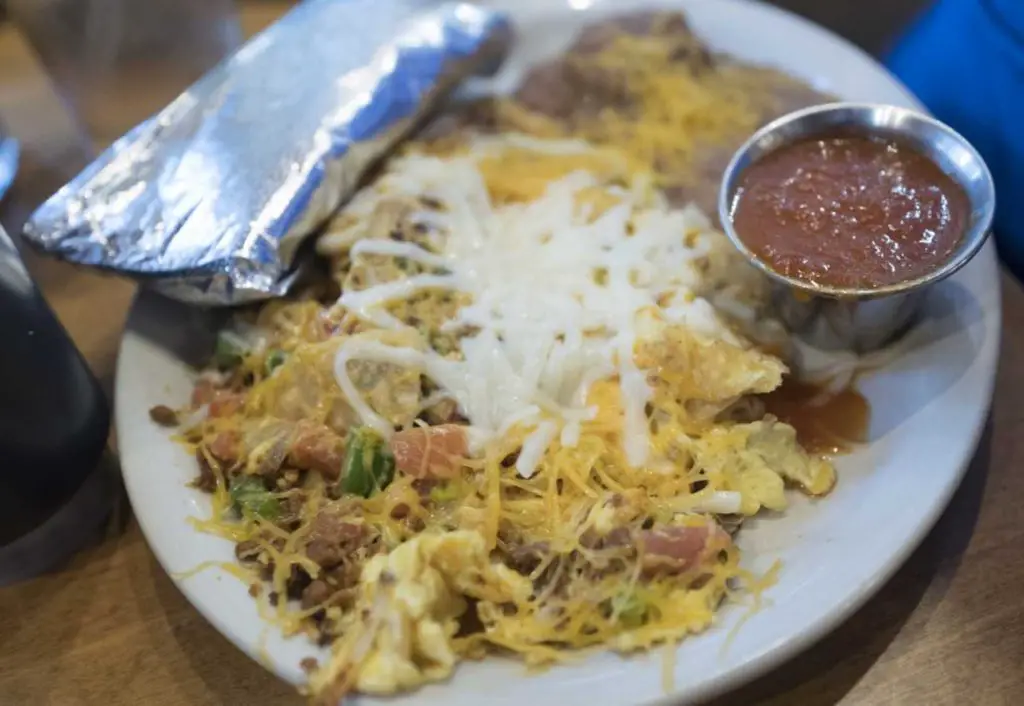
[611,591,648,628]
[428,331,455,356]
[229,475,280,521]
[264,349,287,375]
[213,330,250,370]
[429,482,460,503]
[341,427,395,498]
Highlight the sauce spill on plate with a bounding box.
[763,377,870,455]
[729,134,969,289]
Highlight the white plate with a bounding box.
[115,1,1001,703]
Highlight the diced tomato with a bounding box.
[192,379,244,418]
[191,379,217,408]
[287,423,345,479]
[389,425,468,479]
[209,391,244,418]
[637,523,732,575]
[207,430,242,464]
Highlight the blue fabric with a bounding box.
[886,0,1024,277]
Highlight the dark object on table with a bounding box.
[0,223,110,546]
[887,0,1024,279]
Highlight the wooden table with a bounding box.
[1,3,1022,705]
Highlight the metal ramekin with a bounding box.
[718,103,996,353]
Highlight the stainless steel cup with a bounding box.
[718,103,996,353]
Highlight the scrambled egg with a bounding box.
[309,532,531,699]
[638,323,786,420]
[695,419,836,515]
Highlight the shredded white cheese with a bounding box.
[331,139,727,476]
[691,491,743,515]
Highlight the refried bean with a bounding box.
[730,134,969,289]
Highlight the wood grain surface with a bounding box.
[2,2,1022,705]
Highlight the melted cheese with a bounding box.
[331,137,729,476]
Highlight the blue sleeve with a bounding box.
[886,0,1024,278]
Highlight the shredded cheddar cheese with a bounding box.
[181,134,834,703]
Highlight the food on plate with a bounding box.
[424,10,833,218]
[729,134,970,289]
[156,10,852,703]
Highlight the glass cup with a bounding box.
[9,0,243,148]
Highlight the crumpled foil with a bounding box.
[22,0,511,305]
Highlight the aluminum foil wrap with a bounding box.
[23,0,511,305]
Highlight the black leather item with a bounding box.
[0,225,110,545]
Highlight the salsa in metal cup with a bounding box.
[718,103,994,353]
[728,133,970,290]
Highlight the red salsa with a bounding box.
[730,134,969,289]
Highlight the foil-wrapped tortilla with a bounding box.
[23,0,511,306]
